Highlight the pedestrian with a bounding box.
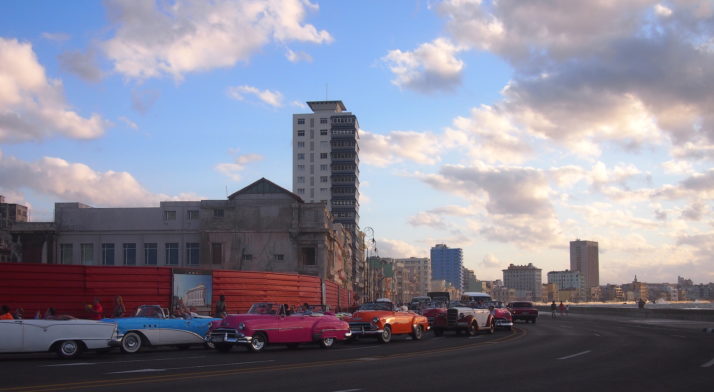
[558,301,565,317]
[112,296,126,318]
[0,305,14,320]
[550,301,557,319]
[215,294,227,318]
[86,297,104,320]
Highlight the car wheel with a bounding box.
[57,340,82,359]
[411,325,423,340]
[467,322,477,336]
[248,332,267,352]
[488,320,495,334]
[320,337,335,349]
[215,343,232,353]
[121,332,143,354]
[377,325,392,344]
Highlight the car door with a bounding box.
[0,320,23,352]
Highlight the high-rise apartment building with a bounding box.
[570,240,599,291]
[396,257,432,299]
[292,101,360,233]
[503,263,542,300]
[430,244,463,292]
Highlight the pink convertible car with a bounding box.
[207,303,351,352]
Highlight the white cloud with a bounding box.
[226,85,284,107]
[0,150,197,207]
[382,38,465,93]
[41,32,71,42]
[360,129,442,167]
[215,152,263,182]
[103,0,332,80]
[377,238,426,259]
[285,48,313,63]
[58,49,103,82]
[118,116,138,130]
[0,37,106,142]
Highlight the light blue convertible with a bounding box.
[103,305,220,353]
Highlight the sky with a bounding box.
[1,0,713,285]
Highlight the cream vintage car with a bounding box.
[0,318,119,359]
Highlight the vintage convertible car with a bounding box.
[488,301,514,331]
[103,305,220,353]
[0,318,119,359]
[431,301,494,336]
[346,299,430,343]
[207,303,351,352]
[421,301,448,326]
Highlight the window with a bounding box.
[186,243,199,265]
[297,141,305,148]
[320,164,327,171]
[297,164,305,170]
[144,243,157,265]
[297,118,305,124]
[80,243,94,265]
[297,176,305,183]
[320,176,328,183]
[297,130,305,137]
[60,244,73,264]
[163,210,176,221]
[187,210,199,220]
[211,243,223,265]
[165,243,179,265]
[214,208,224,218]
[123,243,136,265]
[320,188,328,193]
[297,153,305,160]
[320,129,328,135]
[274,254,284,261]
[300,247,316,266]
[297,188,305,194]
[242,254,253,261]
[320,118,328,124]
[320,153,328,159]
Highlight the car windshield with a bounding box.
[486,301,505,308]
[510,302,533,308]
[247,303,280,315]
[135,306,163,318]
[359,302,393,311]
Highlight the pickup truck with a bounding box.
[431,302,494,336]
[507,301,539,323]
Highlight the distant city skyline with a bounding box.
[1,1,713,284]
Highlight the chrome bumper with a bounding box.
[208,329,251,345]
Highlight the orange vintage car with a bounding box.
[346,299,430,343]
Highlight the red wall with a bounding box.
[0,264,355,318]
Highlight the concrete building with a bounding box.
[396,257,431,299]
[503,263,542,301]
[1,195,36,263]
[430,244,463,292]
[570,240,599,291]
[292,100,360,233]
[547,270,585,300]
[463,267,479,292]
[16,178,354,288]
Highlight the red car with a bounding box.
[487,301,513,331]
[207,303,351,352]
[507,301,539,323]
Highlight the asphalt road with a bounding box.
[1,314,712,392]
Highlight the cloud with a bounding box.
[118,116,138,130]
[58,49,103,82]
[226,85,284,107]
[0,37,106,143]
[285,48,313,63]
[382,38,465,93]
[131,88,161,114]
[0,150,198,207]
[408,211,448,230]
[42,32,71,42]
[377,238,426,258]
[215,152,263,181]
[102,0,332,80]
[360,129,442,167]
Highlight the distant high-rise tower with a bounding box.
[570,240,599,291]
[430,244,463,292]
[292,101,360,232]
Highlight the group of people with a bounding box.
[1,296,127,321]
[550,301,569,318]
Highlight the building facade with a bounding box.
[547,269,585,300]
[463,267,479,292]
[503,263,542,301]
[396,257,431,300]
[430,244,463,292]
[570,240,599,291]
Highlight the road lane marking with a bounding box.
[701,358,714,368]
[355,357,380,361]
[107,360,275,374]
[468,336,482,339]
[44,363,95,367]
[557,350,591,360]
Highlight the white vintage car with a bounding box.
[0,319,119,359]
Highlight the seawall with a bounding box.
[537,305,714,322]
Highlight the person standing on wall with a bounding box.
[215,295,227,318]
[112,296,126,318]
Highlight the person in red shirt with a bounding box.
[0,305,14,320]
[86,298,104,320]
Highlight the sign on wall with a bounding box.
[172,269,213,316]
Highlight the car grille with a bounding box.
[447,309,459,327]
[210,328,239,340]
[349,322,374,332]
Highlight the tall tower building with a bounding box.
[430,244,463,292]
[570,240,599,291]
[292,101,360,232]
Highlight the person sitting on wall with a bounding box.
[0,305,14,320]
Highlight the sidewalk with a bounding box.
[563,311,714,333]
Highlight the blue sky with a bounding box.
[1,0,713,284]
